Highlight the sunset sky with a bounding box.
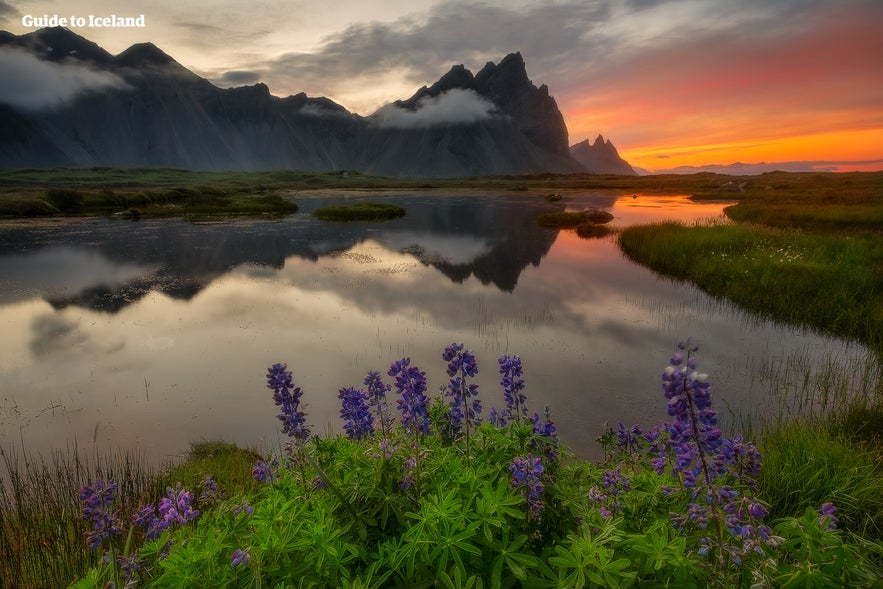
[3,0,882,171]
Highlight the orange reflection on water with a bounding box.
[607,194,734,227]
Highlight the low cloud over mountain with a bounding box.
[371,89,498,129]
[0,46,128,110]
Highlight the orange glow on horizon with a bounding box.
[613,128,883,172]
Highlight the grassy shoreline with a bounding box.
[2,167,880,219]
[617,170,883,562]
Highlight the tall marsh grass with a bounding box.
[618,221,883,354]
[0,440,259,588]
[759,422,883,539]
[0,445,156,588]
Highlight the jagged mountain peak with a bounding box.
[114,42,176,68]
[571,135,636,175]
[0,30,584,176]
[2,26,114,64]
[397,63,476,109]
[474,51,529,90]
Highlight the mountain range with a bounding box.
[633,160,883,175]
[0,27,635,177]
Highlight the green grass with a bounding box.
[312,201,406,222]
[759,421,883,538]
[618,221,883,354]
[619,174,883,559]
[0,186,299,218]
[536,210,614,228]
[537,210,614,239]
[0,441,260,589]
[162,440,262,498]
[0,446,157,588]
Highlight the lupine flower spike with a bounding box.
[499,354,527,425]
[338,386,375,440]
[78,479,122,550]
[389,357,430,436]
[267,363,310,440]
[510,454,546,519]
[364,370,393,437]
[442,343,482,450]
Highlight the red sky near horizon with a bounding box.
[4,0,882,172]
[560,5,883,171]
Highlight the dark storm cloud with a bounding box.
[241,0,858,113]
[0,0,16,19]
[255,1,613,109]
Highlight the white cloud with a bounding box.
[371,88,498,128]
[0,47,129,111]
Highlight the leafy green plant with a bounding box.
[64,341,883,588]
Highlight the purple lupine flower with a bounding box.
[588,486,612,519]
[399,455,417,491]
[616,423,643,454]
[720,435,763,488]
[442,343,482,436]
[364,370,393,436]
[231,549,250,567]
[530,411,557,439]
[748,502,769,519]
[488,406,507,428]
[267,363,310,440]
[158,484,200,527]
[338,386,375,440]
[253,459,276,484]
[132,502,166,541]
[601,469,631,496]
[117,553,147,585]
[389,357,430,436]
[311,476,328,490]
[498,354,527,423]
[375,439,396,460]
[510,454,545,517]
[78,480,122,550]
[659,350,725,481]
[232,502,254,517]
[198,474,225,505]
[819,502,838,529]
[529,408,560,463]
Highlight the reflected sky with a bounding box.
[0,192,870,462]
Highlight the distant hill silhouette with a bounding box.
[569,134,636,175]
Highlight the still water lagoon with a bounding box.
[0,191,869,462]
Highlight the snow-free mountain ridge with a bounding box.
[0,27,633,177]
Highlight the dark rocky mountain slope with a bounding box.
[569,134,636,175]
[0,28,635,177]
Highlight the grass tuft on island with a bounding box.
[537,210,614,239]
[312,201,406,222]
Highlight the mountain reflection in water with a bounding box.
[0,193,867,462]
